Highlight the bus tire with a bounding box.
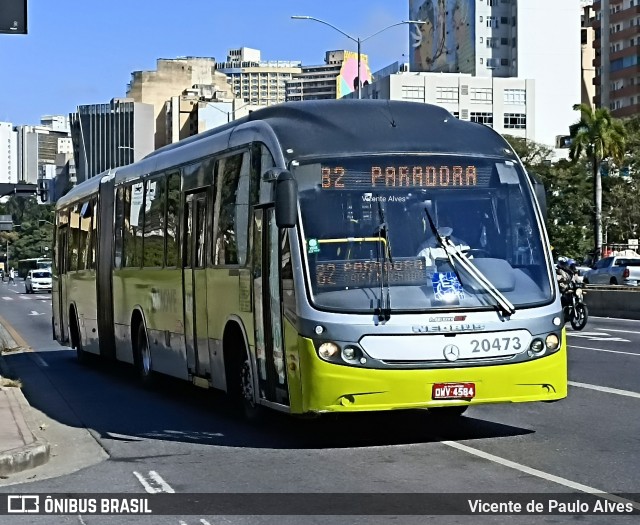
[224,327,262,421]
[428,405,468,419]
[70,308,88,364]
[134,322,154,387]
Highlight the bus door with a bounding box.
[183,190,211,379]
[54,226,68,343]
[252,207,289,405]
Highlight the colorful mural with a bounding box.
[409,0,475,74]
[337,50,372,98]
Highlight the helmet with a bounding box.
[567,258,576,268]
[557,256,568,267]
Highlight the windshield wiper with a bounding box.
[423,209,516,316]
[374,198,392,321]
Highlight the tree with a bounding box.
[569,104,626,260]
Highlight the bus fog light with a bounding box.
[528,338,545,357]
[545,333,560,351]
[342,347,357,360]
[318,342,340,360]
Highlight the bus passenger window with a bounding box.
[114,187,125,269]
[213,154,243,265]
[143,178,165,267]
[165,173,181,267]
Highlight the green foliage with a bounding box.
[0,196,55,263]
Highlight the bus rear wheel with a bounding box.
[135,323,154,387]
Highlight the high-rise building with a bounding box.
[0,122,18,185]
[69,98,154,183]
[409,0,581,148]
[286,50,372,101]
[15,118,71,185]
[592,0,640,116]
[581,1,596,108]
[216,48,301,106]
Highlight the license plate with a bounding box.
[432,382,475,400]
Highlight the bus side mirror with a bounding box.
[273,170,298,228]
[529,172,547,220]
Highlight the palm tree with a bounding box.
[569,103,626,261]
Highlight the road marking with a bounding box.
[569,344,640,357]
[28,310,44,316]
[133,470,175,493]
[179,521,211,525]
[568,380,640,399]
[566,331,630,342]
[592,327,640,335]
[1,297,13,301]
[442,440,640,510]
[30,353,49,368]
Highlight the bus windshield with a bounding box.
[295,155,553,313]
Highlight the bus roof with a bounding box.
[58,100,518,208]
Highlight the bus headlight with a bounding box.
[318,342,340,361]
[545,333,560,352]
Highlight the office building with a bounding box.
[359,70,535,141]
[69,98,154,183]
[216,48,301,106]
[582,1,597,108]
[286,50,372,101]
[592,0,640,116]
[15,118,71,185]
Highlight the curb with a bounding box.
[0,320,51,476]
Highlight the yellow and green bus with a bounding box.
[52,100,566,417]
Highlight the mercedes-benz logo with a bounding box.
[443,344,460,362]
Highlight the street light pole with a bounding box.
[291,16,423,99]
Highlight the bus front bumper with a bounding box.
[297,336,567,414]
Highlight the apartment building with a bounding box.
[409,0,580,147]
[592,0,640,116]
[0,122,17,185]
[216,48,301,106]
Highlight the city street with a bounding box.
[0,282,638,524]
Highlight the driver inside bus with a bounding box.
[417,210,470,267]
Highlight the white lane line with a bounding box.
[569,344,640,357]
[591,315,640,322]
[31,353,49,368]
[148,470,175,493]
[442,441,640,510]
[592,328,640,335]
[568,381,640,399]
[1,297,13,301]
[200,520,212,525]
[133,470,175,493]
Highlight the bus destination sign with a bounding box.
[321,164,479,190]
[315,258,429,289]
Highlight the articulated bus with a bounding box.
[52,100,567,417]
[18,257,52,279]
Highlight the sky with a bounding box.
[0,0,411,126]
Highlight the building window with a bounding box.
[504,89,526,104]
[470,112,493,126]
[436,86,459,102]
[504,113,526,129]
[501,58,509,66]
[470,87,492,102]
[402,85,425,100]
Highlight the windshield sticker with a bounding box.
[307,238,320,254]
[432,272,465,300]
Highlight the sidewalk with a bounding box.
[0,318,50,476]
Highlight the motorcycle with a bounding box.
[562,280,588,330]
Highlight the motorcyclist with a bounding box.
[556,257,581,295]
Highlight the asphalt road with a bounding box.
[0,280,638,524]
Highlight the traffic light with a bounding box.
[0,0,27,34]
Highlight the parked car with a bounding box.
[25,269,52,294]
[583,256,640,286]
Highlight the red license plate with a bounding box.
[432,382,475,400]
